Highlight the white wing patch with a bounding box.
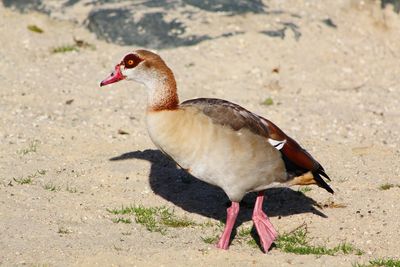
[268,138,286,150]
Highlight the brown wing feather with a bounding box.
[181,98,269,136]
[260,117,320,171]
[260,117,333,193]
[180,98,333,193]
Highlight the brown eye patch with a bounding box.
[123,53,142,69]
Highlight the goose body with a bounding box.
[146,101,287,202]
[100,49,333,252]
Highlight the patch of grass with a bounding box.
[51,38,95,54]
[354,258,400,267]
[131,206,159,231]
[17,140,39,155]
[261,97,274,106]
[13,176,33,185]
[368,258,400,267]
[107,205,196,234]
[201,235,218,244]
[43,182,60,192]
[200,220,217,228]
[235,226,258,248]
[51,45,78,54]
[237,226,252,238]
[27,24,43,33]
[379,183,399,191]
[356,249,364,256]
[107,206,136,215]
[58,227,72,234]
[12,169,46,185]
[275,224,362,256]
[159,208,196,228]
[247,238,258,248]
[298,186,312,194]
[112,217,132,224]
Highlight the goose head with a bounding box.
[100,50,173,89]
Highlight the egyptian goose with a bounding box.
[100,50,333,252]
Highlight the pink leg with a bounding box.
[216,202,240,250]
[252,191,277,253]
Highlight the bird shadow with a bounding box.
[109,149,327,226]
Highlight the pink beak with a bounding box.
[100,64,125,87]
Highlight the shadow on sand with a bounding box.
[110,149,327,225]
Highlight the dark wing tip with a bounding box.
[318,169,331,181]
[313,172,334,194]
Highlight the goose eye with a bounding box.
[123,53,142,69]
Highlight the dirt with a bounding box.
[0,1,399,266]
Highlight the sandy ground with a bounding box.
[1,1,400,266]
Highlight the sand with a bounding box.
[0,1,399,266]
